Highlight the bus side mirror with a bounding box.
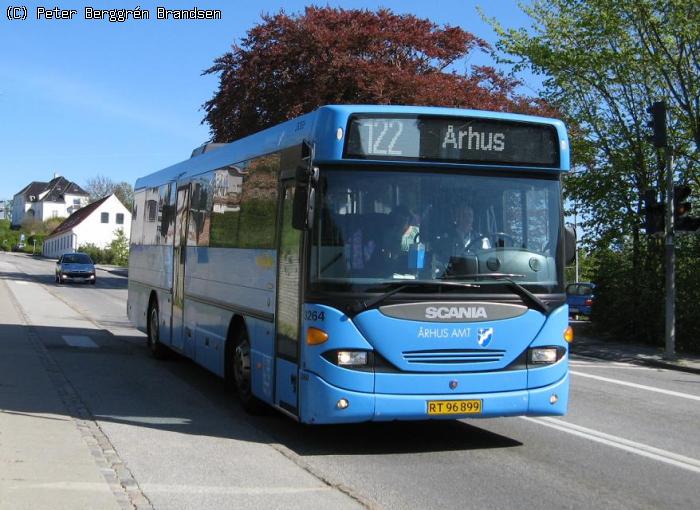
[292,165,318,231]
[564,225,576,265]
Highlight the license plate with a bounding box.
[427,399,482,415]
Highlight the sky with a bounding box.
[0,0,541,200]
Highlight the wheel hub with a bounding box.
[234,341,251,392]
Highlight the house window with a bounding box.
[101,212,109,223]
[73,198,81,206]
[116,213,124,225]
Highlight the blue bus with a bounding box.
[128,105,575,424]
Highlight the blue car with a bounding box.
[566,282,595,319]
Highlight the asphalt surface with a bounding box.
[2,252,699,509]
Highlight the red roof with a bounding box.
[47,195,111,238]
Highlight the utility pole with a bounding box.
[647,100,675,359]
[664,151,675,359]
[574,205,579,282]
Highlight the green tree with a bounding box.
[564,248,597,284]
[108,228,129,267]
[487,0,700,350]
[487,0,698,244]
[84,175,134,212]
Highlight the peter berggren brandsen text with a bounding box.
[35,6,223,22]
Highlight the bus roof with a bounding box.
[135,105,569,190]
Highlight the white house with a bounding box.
[0,200,9,221]
[12,174,89,227]
[43,194,132,258]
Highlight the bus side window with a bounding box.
[236,154,279,248]
[208,154,280,249]
[188,176,213,247]
[131,190,146,246]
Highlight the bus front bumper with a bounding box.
[299,371,569,424]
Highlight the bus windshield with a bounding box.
[310,168,563,294]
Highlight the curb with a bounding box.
[570,348,700,376]
[630,357,700,376]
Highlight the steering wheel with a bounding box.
[487,232,517,248]
[463,234,486,252]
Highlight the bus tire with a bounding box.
[230,328,265,414]
[147,300,168,360]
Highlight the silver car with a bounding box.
[55,252,96,285]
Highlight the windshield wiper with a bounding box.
[453,273,550,316]
[353,280,480,315]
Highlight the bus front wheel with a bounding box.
[231,330,265,414]
[147,301,168,360]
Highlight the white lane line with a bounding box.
[62,335,98,348]
[569,361,652,370]
[7,481,110,492]
[570,364,649,370]
[570,371,700,401]
[522,417,700,474]
[140,484,333,495]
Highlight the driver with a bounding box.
[453,203,490,250]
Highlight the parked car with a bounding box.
[566,282,595,319]
[55,252,96,285]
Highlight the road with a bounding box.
[1,252,699,509]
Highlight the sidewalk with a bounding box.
[0,277,123,509]
[570,322,700,375]
[95,264,128,277]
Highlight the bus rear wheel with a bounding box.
[147,301,168,359]
[231,330,265,414]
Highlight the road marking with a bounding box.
[570,370,700,401]
[62,335,98,348]
[522,416,700,474]
[6,481,112,492]
[569,361,649,370]
[95,415,192,425]
[140,484,333,495]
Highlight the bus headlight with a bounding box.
[322,350,392,371]
[528,346,565,365]
[337,351,368,366]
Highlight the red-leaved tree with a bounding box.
[203,7,552,142]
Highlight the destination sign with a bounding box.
[344,115,559,167]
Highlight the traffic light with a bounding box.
[643,188,664,235]
[674,184,700,232]
[647,101,667,148]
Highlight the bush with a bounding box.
[0,220,19,251]
[108,229,129,266]
[78,230,128,267]
[79,243,108,264]
[591,236,700,353]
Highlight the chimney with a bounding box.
[53,172,60,179]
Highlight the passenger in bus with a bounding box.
[390,205,420,252]
[343,208,415,276]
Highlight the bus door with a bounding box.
[274,181,302,416]
[171,184,190,354]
